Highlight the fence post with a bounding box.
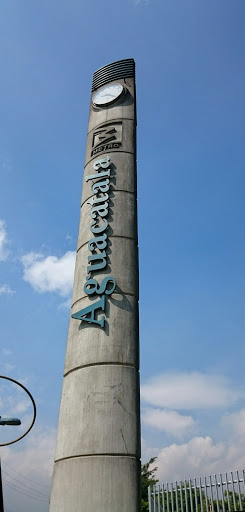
[149,469,245,512]
[236,470,242,511]
[148,485,152,512]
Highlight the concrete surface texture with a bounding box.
[49,60,140,512]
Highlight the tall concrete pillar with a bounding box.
[49,59,140,512]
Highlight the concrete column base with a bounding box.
[50,456,140,512]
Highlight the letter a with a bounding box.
[71,296,106,328]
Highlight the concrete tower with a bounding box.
[49,59,140,512]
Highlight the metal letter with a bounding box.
[71,296,106,327]
[88,234,107,252]
[85,170,110,182]
[93,155,110,170]
[87,251,107,273]
[90,219,108,234]
[96,276,116,295]
[84,277,100,295]
[91,202,108,219]
[87,193,109,206]
[83,276,116,296]
[92,179,110,194]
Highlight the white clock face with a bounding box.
[92,83,124,106]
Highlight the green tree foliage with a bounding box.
[141,457,159,512]
[214,490,245,511]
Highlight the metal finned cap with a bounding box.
[92,58,135,92]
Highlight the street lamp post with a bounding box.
[0,376,37,512]
[0,376,36,447]
[0,417,21,426]
[0,459,4,512]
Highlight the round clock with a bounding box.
[92,83,124,107]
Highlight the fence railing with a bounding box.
[148,470,245,512]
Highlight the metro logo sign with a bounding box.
[91,122,122,156]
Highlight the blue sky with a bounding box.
[1,0,245,510]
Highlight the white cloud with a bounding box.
[156,436,225,482]
[222,408,245,439]
[142,407,195,437]
[2,426,55,511]
[0,284,15,295]
[21,251,76,297]
[3,425,56,477]
[0,220,9,261]
[14,399,31,414]
[144,434,245,483]
[141,372,242,410]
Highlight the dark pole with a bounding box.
[0,459,4,512]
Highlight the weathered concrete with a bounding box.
[78,191,137,247]
[55,366,140,459]
[81,151,136,204]
[71,237,138,304]
[64,294,139,372]
[49,59,140,512]
[50,457,140,512]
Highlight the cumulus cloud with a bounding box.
[156,436,225,482]
[141,372,242,410]
[21,251,76,297]
[0,220,9,261]
[0,284,15,295]
[222,408,245,439]
[143,433,245,483]
[142,407,195,437]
